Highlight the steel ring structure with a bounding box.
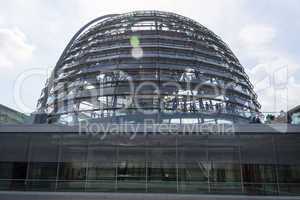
[37,10,261,125]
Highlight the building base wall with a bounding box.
[1,191,300,200]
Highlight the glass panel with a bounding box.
[146,136,177,162]
[0,180,11,191]
[118,146,146,162]
[87,162,116,180]
[240,135,275,164]
[0,162,27,179]
[86,180,116,192]
[117,161,146,192]
[29,135,59,162]
[0,134,29,162]
[117,161,146,180]
[209,162,243,194]
[242,164,278,195]
[0,180,26,191]
[243,183,278,195]
[56,181,85,191]
[28,162,57,179]
[88,145,116,163]
[277,165,300,183]
[208,136,240,163]
[275,135,300,165]
[210,163,241,182]
[179,136,208,162]
[147,162,177,193]
[179,162,209,182]
[60,135,88,162]
[179,147,207,163]
[59,162,86,180]
[242,164,277,183]
[26,180,56,191]
[279,183,300,196]
[210,182,243,194]
[86,151,116,192]
[242,164,276,183]
[148,146,177,162]
[178,162,209,193]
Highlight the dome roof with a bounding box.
[37,10,260,125]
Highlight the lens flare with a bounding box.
[131,47,143,59]
[130,36,140,48]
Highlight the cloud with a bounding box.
[248,60,300,112]
[239,24,276,48]
[0,28,35,69]
[239,24,300,112]
[239,24,276,59]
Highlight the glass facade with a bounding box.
[0,132,299,196]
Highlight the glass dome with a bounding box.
[37,11,260,125]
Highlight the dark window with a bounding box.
[275,135,300,165]
[242,164,278,195]
[210,163,241,183]
[28,162,57,179]
[60,136,88,162]
[56,181,85,192]
[0,134,29,162]
[242,164,277,183]
[209,162,242,194]
[30,136,59,162]
[59,162,86,180]
[0,162,27,191]
[0,162,27,179]
[278,165,300,183]
[240,135,276,164]
[26,180,56,191]
[87,162,116,180]
[117,161,146,192]
[208,136,240,163]
[178,162,209,193]
[147,161,177,193]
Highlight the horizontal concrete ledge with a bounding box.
[0,191,300,200]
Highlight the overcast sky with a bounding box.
[0,0,299,114]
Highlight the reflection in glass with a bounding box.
[59,162,86,180]
[178,162,209,193]
[28,162,57,179]
[147,162,177,193]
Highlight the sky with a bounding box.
[0,0,299,114]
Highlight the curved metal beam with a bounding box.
[54,14,119,73]
[37,14,119,117]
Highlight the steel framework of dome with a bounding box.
[37,10,260,125]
